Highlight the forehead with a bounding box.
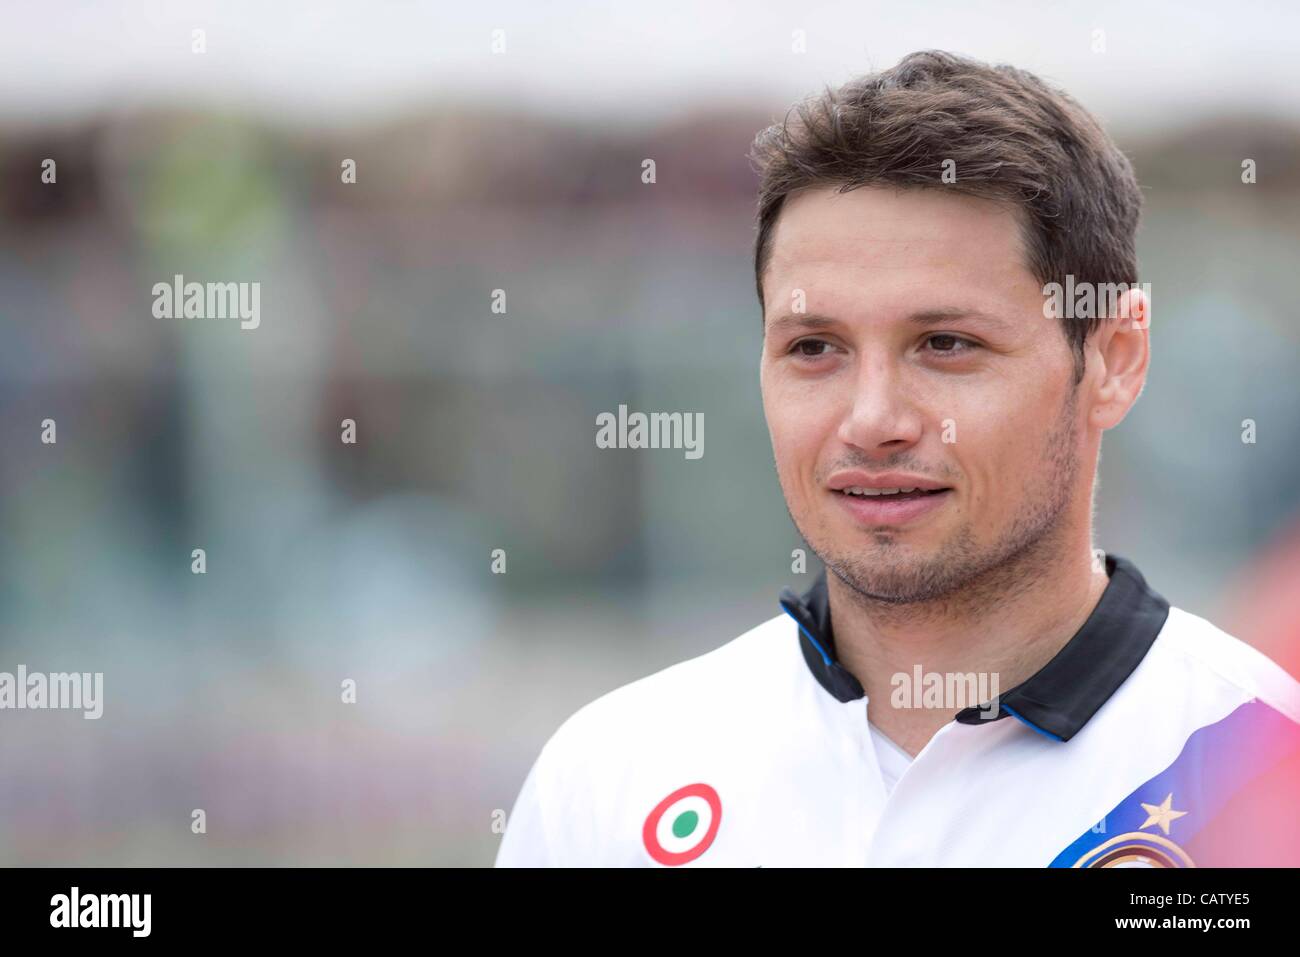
[763,185,1039,315]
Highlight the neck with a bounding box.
[826,529,1111,758]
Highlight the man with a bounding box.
[496,50,1300,867]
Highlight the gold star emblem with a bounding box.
[1139,793,1188,835]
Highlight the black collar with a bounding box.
[778,553,1170,742]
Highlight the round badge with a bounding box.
[1073,833,1195,868]
[642,783,722,866]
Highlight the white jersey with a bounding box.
[495,554,1300,867]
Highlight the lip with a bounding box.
[833,487,952,526]
[826,471,954,527]
[826,471,951,492]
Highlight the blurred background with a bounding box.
[0,0,1298,865]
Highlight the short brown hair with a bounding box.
[749,50,1143,383]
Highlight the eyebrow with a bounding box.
[764,308,1012,334]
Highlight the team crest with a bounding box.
[642,783,721,866]
[1073,833,1195,867]
[1075,794,1195,867]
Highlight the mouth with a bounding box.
[837,486,949,502]
[831,486,953,525]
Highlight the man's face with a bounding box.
[759,185,1089,604]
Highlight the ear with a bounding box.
[1087,286,1150,431]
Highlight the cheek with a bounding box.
[770,420,817,485]
[951,391,1054,513]
[764,371,821,459]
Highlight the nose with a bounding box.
[836,352,925,453]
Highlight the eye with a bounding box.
[924,334,979,357]
[789,338,835,359]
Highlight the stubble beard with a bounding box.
[789,387,1083,621]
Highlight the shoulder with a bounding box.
[541,611,798,763]
[1144,607,1300,865]
[1150,604,1300,725]
[504,611,802,864]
